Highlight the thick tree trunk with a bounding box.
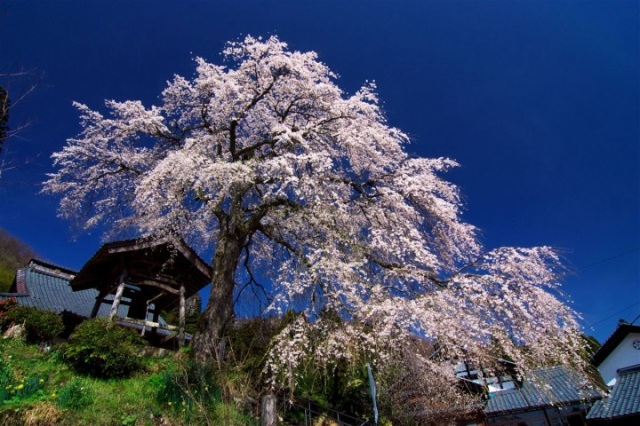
[192,222,246,361]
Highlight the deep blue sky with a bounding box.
[0,1,638,343]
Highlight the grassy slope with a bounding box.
[0,339,257,426]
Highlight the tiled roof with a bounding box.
[0,260,163,322]
[0,259,192,344]
[71,237,211,301]
[485,365,602,414]
[587,365,640,420]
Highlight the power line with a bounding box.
[573,248,640,331]
[586,301,640,327]
[576,247,640,271]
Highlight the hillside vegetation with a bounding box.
[0,306,384,425]
[0,228,35,292]
[0,337,256,425]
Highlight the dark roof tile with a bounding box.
[485,365,602,414]
[587,366,640,419]
[0,260,156,321]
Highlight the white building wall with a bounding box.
[598,331,640,385]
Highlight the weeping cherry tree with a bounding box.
[44,36,585,389]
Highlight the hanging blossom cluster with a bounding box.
[264,316,385,391]
[44,35,585,389]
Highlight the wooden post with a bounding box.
[261,394,278,426]
[178,283,186,348]
[109,270,127,322]
[90,295,103,318]
[141,301,152,337]
[152,310,159,335]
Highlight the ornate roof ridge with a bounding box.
[28,259,77,281]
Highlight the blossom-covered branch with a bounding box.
[43,35,586,390]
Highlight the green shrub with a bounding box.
[60,318,146,379]
[154,360,219,411]
[57,377,93,409]
[2,305,64,343]
[150,359,226,424]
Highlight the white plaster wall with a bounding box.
[598,332,640,385]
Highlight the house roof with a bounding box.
[0,255,200,346]
[591,322,640,367]
[587,365,640,420]
[0,259,130,319]
[70,237,211,311]
[484,365,602,415]
[0,259,177,330]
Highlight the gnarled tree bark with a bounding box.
[192,197,248,361]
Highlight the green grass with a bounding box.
[0,338,257,425]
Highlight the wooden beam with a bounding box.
[107,237,211,280]
[173,241,214,278]
[152,308,160,334]
[119,316,181,332]
[109,270,127,322]
[90,291,107,318]
[133,279,180,295]
[107,238,161,254]
[142,293,166,337]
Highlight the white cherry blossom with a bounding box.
[44,36,585,389]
